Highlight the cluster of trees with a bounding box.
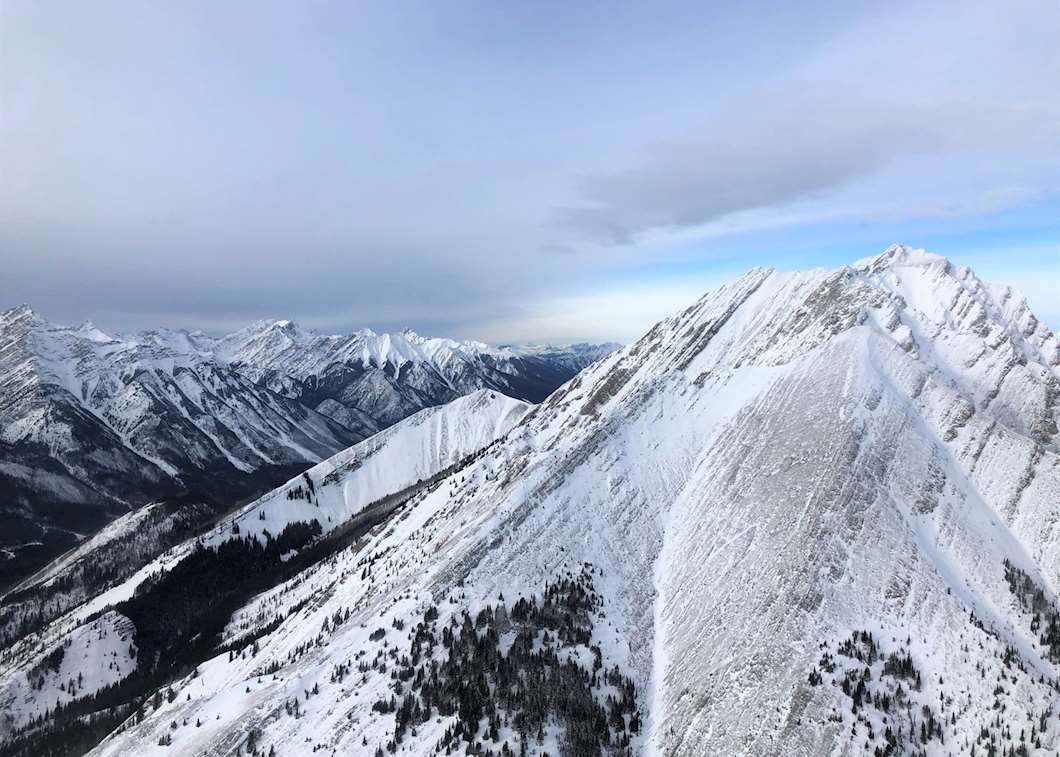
[0,502,215,648]
[810,630,943,757]
[881,650,920,686]
[119,520,324,673]
[970,714,1048,756]
[26,643,67,690]
[838,631,879,664]
[282,472,319,503]
[809,622,1060,757]
[371,568,639,756]
[0,520,324,757]
[1003,559,1060,663]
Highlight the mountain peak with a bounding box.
[4,249,1057,757]
[1,303,39,321]
[250,318,301,336]
[0,304,48,335]
[854,243,950,273]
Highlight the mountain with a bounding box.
[0,389,529,656]
[0,309,615,588]
[214,320,620,428]
[2,246,1058,757]
[0,307,366,588]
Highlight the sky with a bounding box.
[1,0,1058,344]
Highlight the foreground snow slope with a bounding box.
[6,246,1060,757]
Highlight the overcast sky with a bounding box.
[2,0,1058,343]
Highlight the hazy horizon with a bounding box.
[3,242,1056,347]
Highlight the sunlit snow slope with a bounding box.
[4,246,1059,757]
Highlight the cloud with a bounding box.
[0,0,1057,343]
[560,93,1060,245]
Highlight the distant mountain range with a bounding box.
[214,319,617,429]
[0,307,617,586]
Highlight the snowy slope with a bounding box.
[0,500,216,648]
[0,306,364,584]
[0,390,530,750]
[215,320,618,428]
[0,611,137,734]
[173,388,531,557]
[0,308,610,589]
[5,246,1060,757]
[1,391,529,647]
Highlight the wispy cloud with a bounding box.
[560,94,1060,246]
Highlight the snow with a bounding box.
[0,302,614,545]
[4,246,1060,756]
[9,504,163,595]
[0,611,136,732]
[0,387,528,663]
[214,320,589,379]
[209,388,531,550]
[0,304,361,490]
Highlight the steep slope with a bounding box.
[0,308,363,587]
[4,246,1059,757]
[0,309,613,589]
[0,390,530,750]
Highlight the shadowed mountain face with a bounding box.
[214,321,617,427]
[3,246,1059,757]
[0,309,615,588]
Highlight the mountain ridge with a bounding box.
[2,245,1059,757]
[0,307,616,587]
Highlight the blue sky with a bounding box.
[1,0,1057,342]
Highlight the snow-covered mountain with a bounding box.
[0,307,364,588]
[0,308,614,588]
[3,246,1059,757]
[214,320,618,428]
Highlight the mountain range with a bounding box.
[1,246,1059,757]
[0,308,616,587]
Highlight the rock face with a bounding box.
[0,308,615,587]
[2,246,1059,757]
[0,308,362,587]
[215,320,618,428]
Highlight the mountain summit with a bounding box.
[1,247,1057,757]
